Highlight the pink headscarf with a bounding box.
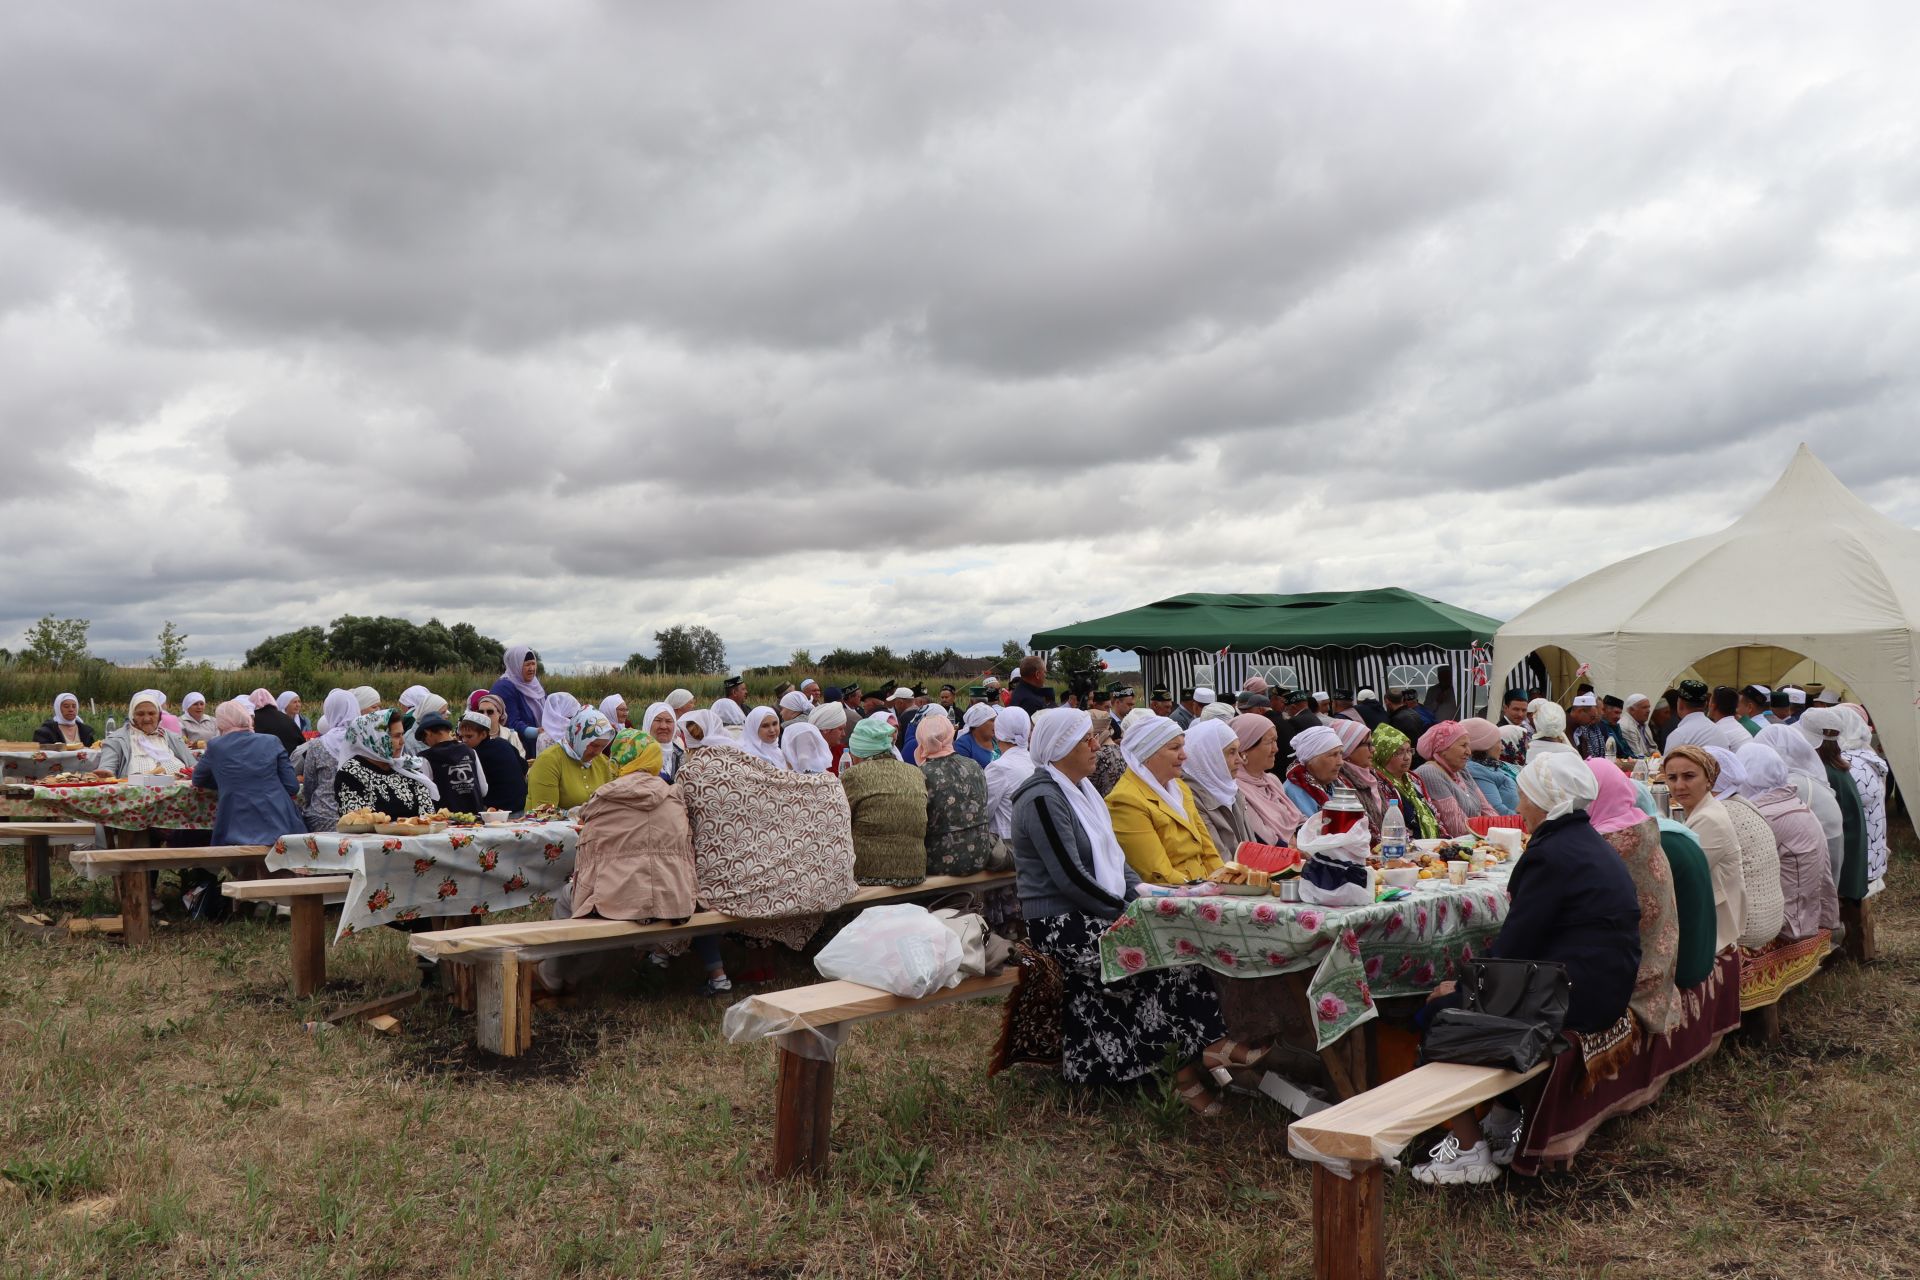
[1585,758,1648,835]
[467,689,490,712]
[1461,718,1503,754]
[1332,718,1372,759]
[916,712,957,762]
[249,688,275,710]
[1229,713,1304,845]
[1416,720,1469,764]
[215,698,256,737]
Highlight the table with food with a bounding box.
[1098,791,1525,1053]
[0,776,219,831]
[0,748,104,786]
[266,805,582,942]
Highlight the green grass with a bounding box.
[0,837,1915,1277]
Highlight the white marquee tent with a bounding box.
[1490,444,1919,825]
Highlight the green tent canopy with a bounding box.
[1029,588,1503,652]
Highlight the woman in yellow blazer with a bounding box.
[1107,715,1222,885]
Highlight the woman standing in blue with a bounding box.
[192,699,304,845]
[487,645,548,757]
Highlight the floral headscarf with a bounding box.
[564,708,615,762]
[1370,723,1439,838]
[608,729,663,778]
[344,711,399,765]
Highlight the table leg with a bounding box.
[772,1045,836,1177]
[117,869,151,946]
[290,897,326,998]
[1841,898,1877,964]
[1312,1160,1385,1280]
[22,834,50,904]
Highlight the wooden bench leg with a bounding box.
[1312,1160,1385,1280]
[117,869,151,946]
[290,897,326,998]
[474,954,532,1056]
[22,834,51,905]
[772,1044,835,1178]
[1841,898,1876,964]
[1742,1002,1782,1044]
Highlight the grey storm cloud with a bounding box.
[3,1,1920,668]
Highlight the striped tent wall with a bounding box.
[1135,648,1549,711]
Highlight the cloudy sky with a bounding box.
[5,1,1919,670]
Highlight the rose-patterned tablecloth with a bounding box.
[268,822,580,943]
[1099,866,1516,1049]
[17,780,218,831]
[0,749,103,784]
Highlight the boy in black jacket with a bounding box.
[416,714,485,813]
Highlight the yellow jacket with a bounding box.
[1106,768,1222,886]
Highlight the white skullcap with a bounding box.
[1192,687,1216,704]
[1751,684,1771,698]
[1198,702,1235,722]
[890,687,915,701]
[1570,694,1598,708]
[1624,693,1649,709]
[1357,688,1378,700]
[778,691,812,716]
[666,688,696,710]
[1517,753,1600,821]
[1291,724,1343,763]
[799,678,819,690]
[962,703,998,731]
[994,706,1031,748]
[1705,746,1746,797]
[1119,714,1183,767]
[1784,687,1807,705]
[1814,689,1840,705]
[807,702,848,732]
[1311,691,1329,702]
[1029,706,1092,766]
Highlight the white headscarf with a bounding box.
[1705,746,1747,798]
[678,709,742,753]
[599,694,628,725]
[125,690,179,772]
[993,706,1031,749]
[711,698,746,729]
[539,693,581,748]
[739,706,788,769]
[1757,722,1827,786]
[1737,742,1792,797]
[1528,700,1567,742]
[1120,706,1158,735]
[1795,706,1847,748]
[318,688,364,765]
[1291,724,1343,765]
[1516,752,1600,821]
[666,688,696,711]
[182,692,208,720]
[1837,705,1874,753]
[398,685,430,713]
[782,722,834,774]
[1198,701,1236,723]
[807,702,850,733]
[1031,707,1129,899]
[778,690,812,718]
[351,686,381,712]
[1120,714,1191,815]
[962,703,998,733]
[51,692,80,725]
[641,701,676,740]
[1180,718,1239,809]
[276,691,301,714]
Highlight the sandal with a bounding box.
[1175,1077,1223,1118]
[1203,1039,1272,1073]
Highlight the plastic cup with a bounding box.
[1447,861,1468,886]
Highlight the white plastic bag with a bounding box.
[814,904,965,998]
[1297,813,1374,907]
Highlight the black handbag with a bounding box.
[1420,959,1571,1073]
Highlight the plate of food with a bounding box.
[40,773,121,787]
[521,804,564,823]
[375,820,432,836]
[479,809,511,826]
[1204,863,1274,895]
[336,808,388,834]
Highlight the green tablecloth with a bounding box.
[20,781,218,831]
[1098,865,1515,1049]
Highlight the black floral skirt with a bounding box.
[1026,910,1224,1087]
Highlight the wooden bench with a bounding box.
[1,822,97,905]
[67,846,269,944]
[730,971,1020,1177]
[408,871,1015,1056]
[1287,1061,1548,1280]
[1738,930,1835,1042]
[220,877,353,997]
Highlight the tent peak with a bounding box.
[1736,443,1901,535]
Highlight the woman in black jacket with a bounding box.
[1010,708,1229,1114]
[1412,753,1640,1186]
[32,693,96,748]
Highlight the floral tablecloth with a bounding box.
[268,821,581,943]
[1099,865,1516,1049]
[0,748,103,784]
[15,780,218,831]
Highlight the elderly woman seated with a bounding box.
[1465,720,1520,815]
[96,690,197,780]
[1737,742,1839,942]
[177,693,218,746]
[1584,760,1684,1036]
[192,699,304,847]
[1106,715,1220,886]
[333,711,436,819]
[1231,713,1304,846]
[1412,755,1641,1184]
[525,708,616,810]
[1334,718,1389,832]
[34,692,97,748]
[1414,721,1492,837]
[955,703,999,767]
[841,717,929,886]
[1369,724,1441,840]
[1524,701,1580,761]
[295,689,364,832]
[1179,717,1252,860]
[914,714,993,876]
[1280,725,1348,820]
[1009,708,1238,1115]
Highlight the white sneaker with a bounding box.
[702,974,733,996]
[1411,1135,1501,1185]
[647,952,671,968]
[1484,1106,1523,1167]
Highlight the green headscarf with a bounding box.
[1370,723,1439,838]
[608,729,662,778]
[848,716,897,760]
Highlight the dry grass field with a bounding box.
[2,833,1916,1279]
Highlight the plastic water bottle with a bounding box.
[1379,799,1407,863]
[1605,736,1618,762]
[105,715,117,735]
